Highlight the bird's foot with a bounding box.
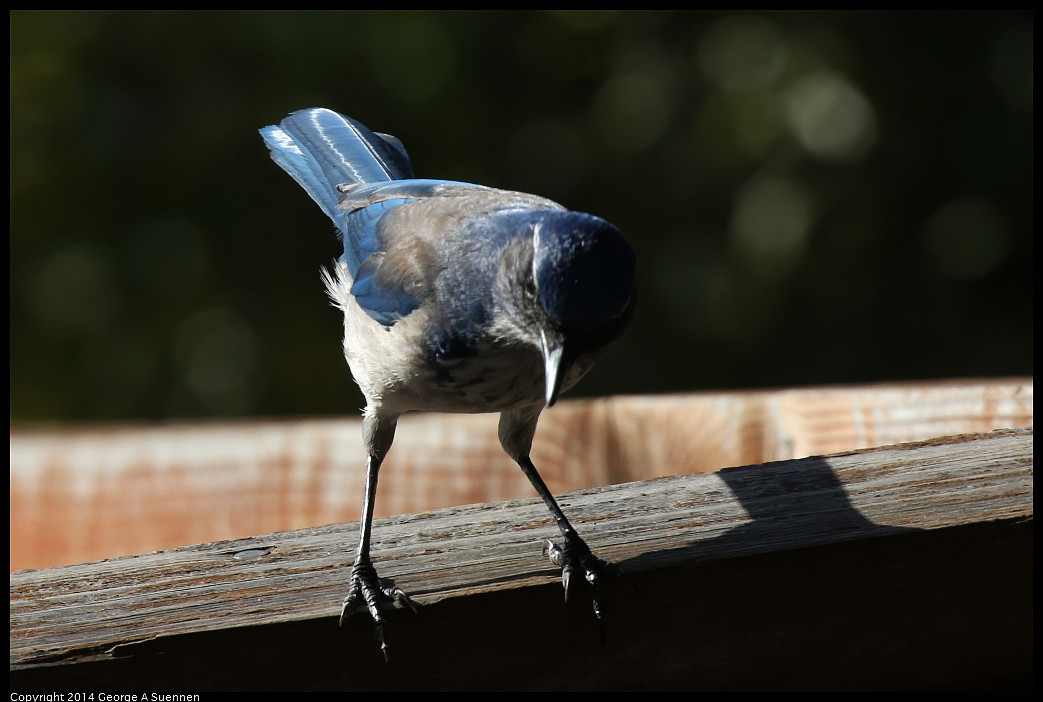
[339,558,418,661]
[542,534,618,641]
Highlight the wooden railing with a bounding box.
[9,380,1033,690]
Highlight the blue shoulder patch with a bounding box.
[349,252,421,326]
[341,198,422,327]
[339,198,411,275]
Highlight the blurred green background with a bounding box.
[10,11,1033,422]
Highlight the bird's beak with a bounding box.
[540,330,569,407]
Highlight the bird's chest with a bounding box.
[416,340,547,412]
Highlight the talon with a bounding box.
[338,595,354,626]
[340,558,418,660]
[381,580,419,613]
[542,531,613,642]
[541,534,617,639]
[542,538,563,566]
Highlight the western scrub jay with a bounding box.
[260,108,636,659]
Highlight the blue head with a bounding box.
[534,211,636,337]
[491,209,636,406]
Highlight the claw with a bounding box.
[542,534,616,642]
[542,538,563,566]
[543,538,573,598]
[339,594,354,626]
[339,559,419,661]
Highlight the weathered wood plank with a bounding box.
[9,428,1032,690]
[9,378,1033,570]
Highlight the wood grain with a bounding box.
[10,427,1032,690]
[10,378,1033,570]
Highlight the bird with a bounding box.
[260,108,637,659]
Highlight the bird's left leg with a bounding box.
[339,411,417,660]
[499,407,616,636]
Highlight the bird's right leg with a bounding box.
[499,406,617,640]
[339,411,417,660]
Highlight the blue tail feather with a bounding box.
[260,108,414,222]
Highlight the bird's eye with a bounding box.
[523,273,537,301]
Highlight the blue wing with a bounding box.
[262,108,493,327]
